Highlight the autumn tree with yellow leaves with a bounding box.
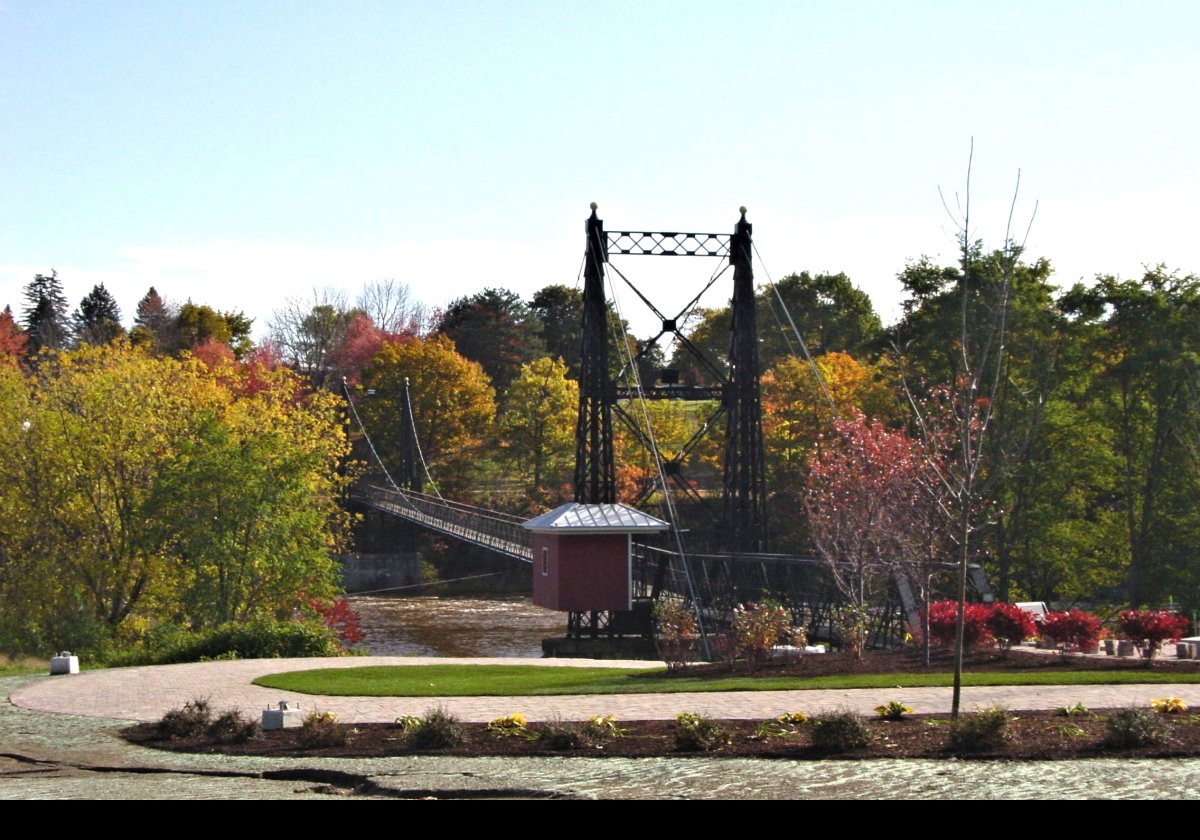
[0,344,350,654]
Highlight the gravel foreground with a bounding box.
[5,674,1200,800]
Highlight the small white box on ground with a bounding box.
[49,651,79,675]
[262,700,303,730]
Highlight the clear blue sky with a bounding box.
[2,1,1197,337]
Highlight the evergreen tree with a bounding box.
[436,288,547,394]
[530,284,584,378]
[131,287,176,352]
[21,271,71,353]
[73,284,125,346]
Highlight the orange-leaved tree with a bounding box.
[359,335,496,497]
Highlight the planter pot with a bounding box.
[1104,639,1117,655]
[1117,640,1135,657]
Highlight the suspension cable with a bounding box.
[342,378,403,494]
[403,378,445,501]
[604,263,711,658]
[349,571,509,596]
[752,241,839,414]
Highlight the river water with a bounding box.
[348,594,567,658]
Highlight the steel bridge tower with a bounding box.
[572,204,767,553]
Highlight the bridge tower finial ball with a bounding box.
[739,206,747,215]
[590,202,598,210]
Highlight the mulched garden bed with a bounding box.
[123,708,1200,761]
[122,647,1200,760]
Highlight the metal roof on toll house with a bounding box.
[521,502,670,533]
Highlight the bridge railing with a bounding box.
[353,483,533,563]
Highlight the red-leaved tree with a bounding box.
[329,313,386,387]
[307,597,365,646]
[1039,610,1103,656]
[0,306,28,366]
[987,602,1038,653]
[926,600,994,650]
[1118,609,1190,663]
[804,411,947,658]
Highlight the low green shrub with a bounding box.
[206,710,257,744]
[157,698,214,740]
[581,714,626,743]
[107,619,344,666]
[810,709,873,751]
[1104,707,1166,749]
[487,713,538,741]
[541,714,628,749]
[948,706,1014,753]
[298,711,348,748]
[394,715,422,733]
[753,711,808,741]
[1054,702,1090,718]
[539,719,587,750]
[654,599,699,671]
[406,707,466,749]
[675,712,729,752]
[874,700,914,721]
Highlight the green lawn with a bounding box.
[253,663,1200,697]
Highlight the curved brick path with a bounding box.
[11,656,1200,723]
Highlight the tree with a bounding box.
[436,288,547,394]
[0,345,226,643]
[175,302,229,350]
[530,284,584,378]
[356,278,429,337]
[22,271,71,353]
[73,284,125,346]
[761,352,899,548]
[0,343,351,651]
[0,307,28,366]
[221,310,255,359]
[131,286,177,353]
[269,289,358,389]
[328,312,385,386]
[761,272,882,361]
[498,357,578,506]
[672,271,883,384]
[892,249,1063,605]
[1059,267,1200,607]
[143,360,349,627]
[359,335,496,495]
[898,149,1037,717]
[804,411,942,658]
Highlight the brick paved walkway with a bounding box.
[11,656,1200,723]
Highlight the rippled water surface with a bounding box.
[349,595,567,658]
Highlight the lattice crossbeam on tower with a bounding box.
[607,231,730,257]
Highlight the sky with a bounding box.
[2,1,1198,339]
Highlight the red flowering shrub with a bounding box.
[1039,610,1103,655]
[926,601,994,650]
[987,603,1038,652]
[1118,610,1190,662]
[308,597,365,646]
